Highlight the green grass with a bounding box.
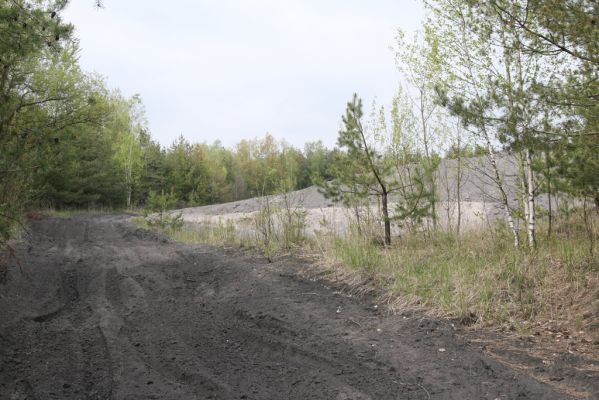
[171,220,243,248]
[328,220,598,334]
[333,236,383,273]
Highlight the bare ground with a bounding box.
[0,215,596,399]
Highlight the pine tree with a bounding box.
[322,94,393,246]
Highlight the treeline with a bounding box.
[0,1,163,245]
[0,1,339,247]
[82,132,336,209]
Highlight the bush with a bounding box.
[144,191,183,231]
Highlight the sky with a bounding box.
[63,0,425,149]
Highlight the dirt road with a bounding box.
[0,216,589,399]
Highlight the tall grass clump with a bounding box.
[333,235,383,274]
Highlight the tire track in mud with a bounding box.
[0,216,591,399]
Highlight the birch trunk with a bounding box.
[525,149,536,250]
[419,93,437,231]
[443,163,452,232]
[483,132,520,248]
[518,152,529,234]
[545,152,553,237]
[456,127,462,235]
[126,139,133,208]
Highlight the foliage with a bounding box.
[427,0,599,216]
[320,94,397,245]
[0,1,338,249]
[1,0,78,246]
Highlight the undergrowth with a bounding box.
[322,214,599,342]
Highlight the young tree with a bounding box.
[165,136,195,204]
[394,27,447,231]
[387,88,434,233]
[106,93,146,208]
[322,94,394,245]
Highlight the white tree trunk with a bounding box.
[456,126,462,235]
[518,152,529,235]
[483,132,520,248]
[525,148,536,250]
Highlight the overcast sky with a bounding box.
[63,0,425,149]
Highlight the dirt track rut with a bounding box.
[0,216,582,399]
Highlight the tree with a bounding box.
[136,129,167,204]
[302,140,333,187]
[484,0,599,66]
[426,0,557,249]
[164,136,195,204]
[0,1,109,245]
[105,93,147,208]
[394,27,447,231]
[387,88,434,233]
[323,94,394,246]
[431,0,599,226]
[34,121,126,208]
[0,0,75,243]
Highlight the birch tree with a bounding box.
[387,88,433,233]
[394,28,446,230]
[426,0,555,249]
[109,94,146,208]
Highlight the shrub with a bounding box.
[144,190,183,231]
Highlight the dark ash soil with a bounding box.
[0,216,596,399]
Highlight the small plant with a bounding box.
[253,195,277,260]
[277,190,307,249]
[144,190,183,231]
